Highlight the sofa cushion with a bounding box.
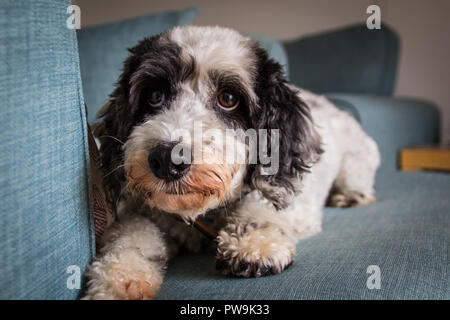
[284,24,399,95]
[326,94,440,179]
[156,171,450,300]
[0,0,94,299]
[77,8,199,123]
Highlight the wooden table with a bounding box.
[400,145,450,172]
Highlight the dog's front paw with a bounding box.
[327,190,375,208]
[83,249,164,300]
[216,224,295,277]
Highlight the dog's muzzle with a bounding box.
[125,139,240,217]
[147,144,191,180]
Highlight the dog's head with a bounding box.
[96,26,321,220]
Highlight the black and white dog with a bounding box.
[83,26,380,299]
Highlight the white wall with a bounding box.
[73,0,450,144]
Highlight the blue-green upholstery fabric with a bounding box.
[156,96,448,300]
[284,24,399,95]
[0,0,94,299]
[77,8,199,123]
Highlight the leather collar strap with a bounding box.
[173,215,217,241]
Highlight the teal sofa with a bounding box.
[0,0,448,300]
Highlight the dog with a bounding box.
[83,26,380,300]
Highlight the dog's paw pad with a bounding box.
[327,191,375,208]
[216,258,291,278]
[105,260,163,300]
[123,279,155,300]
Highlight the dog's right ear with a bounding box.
[248,43,322,210]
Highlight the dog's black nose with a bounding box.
[148,144,191,180]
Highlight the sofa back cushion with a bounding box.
[77,8,199,123]
[0,0,94,299]
[284,24,399,95]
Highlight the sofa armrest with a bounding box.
[325,94,440,176]
[0,0,94,299]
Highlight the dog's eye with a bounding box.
[217,90,239,111]
[148,90,165,107]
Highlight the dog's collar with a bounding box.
[173,215,217,241]
[191,220,218,241]
[171,189,252,241]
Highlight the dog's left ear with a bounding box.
[249,45,322,210]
